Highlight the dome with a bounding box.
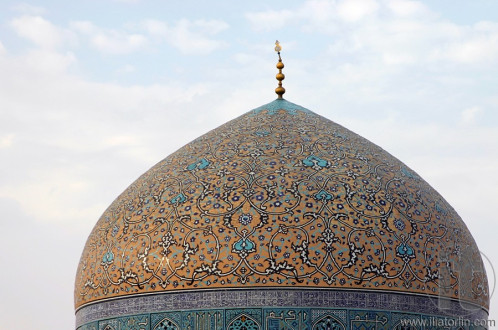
[75,98,489,329]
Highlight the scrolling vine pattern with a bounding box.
[75,99,488,309]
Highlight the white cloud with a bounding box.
[71,20,147,54]
[193,19,230,35]
[0,40,5,54]
[435,32,498,64]
[143,18,229,54]
[461,106,481,124]
[245,9,295,32]
[71,18,229,55]
[0,47,213,225]
[0,171,101,225]
[92,31,147,54]
[10,15,74,49]
[69,20,95,34]
[246,1,498,66]
[117,64,135,73]
[104,134,139,147]
[141,19,167,35]
[11,3,47,15]
[0,134,14,148]
[0,197,82,329]
[385,0,430,17]
[337,0,379,22]
[301,0,336,26]
[17,16,228,56]
[22,49,76,73]
[245,1,337,32]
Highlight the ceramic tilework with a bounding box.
[78,306,487,329]
[75,98,488,314]
[76,289,488,328]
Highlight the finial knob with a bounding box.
[274,40,285,99]
[275,40,282,52]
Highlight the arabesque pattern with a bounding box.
[75,99,488,311]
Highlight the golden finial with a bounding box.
[274,40,285,99]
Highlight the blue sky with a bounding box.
[0,0,497,328]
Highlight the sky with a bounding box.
[0,0,497,328]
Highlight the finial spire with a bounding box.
[274,40,285,99]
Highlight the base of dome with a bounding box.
[76,288,488,329]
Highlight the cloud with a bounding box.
[143,18,229,54]
[10,15,74,49]
[246,0,498,66]
[385,0,430,17]
[431,22,498,64]
[11,3,47,15]
[23,49,76,73]
[244,0,361,32]
[0,197,82,329]
[92,32,147,54]
[0,134,14,148]
[461,106,481,124]
[117,64,136,73]
[245,9,295,32]
[70,20,147,54]
[0,45,213,226]
[12,15,229,56]
[2,16,76,73]
[337,0,379,22]
[69,20,94,34]
[71,18,229,55]
[0,170,101,225]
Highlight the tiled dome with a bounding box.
[75,98,489,329]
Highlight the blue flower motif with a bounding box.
[394,218,406,231]
[238,213,253,226]
[254,131,270,137]
[232,237,256,258]
[313,190,333,202]
[102,251,114,264]
[187,158,210,171]
[396,243,415,263]
[302,155,330,170]
[170,193,187,205]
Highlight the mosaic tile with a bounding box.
[79,307,487,329]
